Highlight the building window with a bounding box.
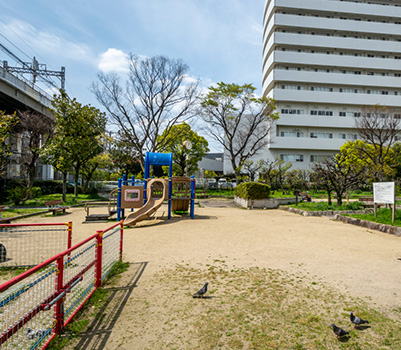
[280,154,304,162]
[310,155,330,162]
[310,132,333,139]
[280,131,304,138]
[282,109,304,115]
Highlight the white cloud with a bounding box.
[98,48,129,73]
[0,19,93,64]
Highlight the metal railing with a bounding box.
[0,221,123,349]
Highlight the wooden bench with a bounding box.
[358,197,377,208]
[45,200,69,215]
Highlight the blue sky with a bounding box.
[0,0,266,151]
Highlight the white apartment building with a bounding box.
[261,0,401,170]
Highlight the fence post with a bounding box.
[66,221,72,249]
[95,230,103,288]
[119,221,124,261]
[55,255,64,335]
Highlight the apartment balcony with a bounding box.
[264,14,401,46]
[266,69,400,89]
[276,114,356,129]
[269,135,347,151]
[269,89,401,108]
[265,0,401,22]
[267,33,401,58]
[263,51,401,84]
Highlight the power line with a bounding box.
[0,17,63,88]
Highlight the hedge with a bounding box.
[235,182,270,200]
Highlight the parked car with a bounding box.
[207,179,218,190]
[218,178,228,189]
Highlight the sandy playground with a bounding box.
[9,199,401,348]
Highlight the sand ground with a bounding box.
[9,200,401,348]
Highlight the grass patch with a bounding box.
[287,201,364,211]
[4,193,103,208]
[207,188,236,197]
[0,266,30,279]
[142,264,401,349]
[48,260,129,349]
[344,208,401,228]
[1,208,45,218]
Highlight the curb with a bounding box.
[279,206,372,217]
[333,214,401,237]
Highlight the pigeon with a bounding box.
[26,328,34,340]
[331,324,349,339]
[350,312,369,328]
[26,328,45,340]
[193,282,208,298]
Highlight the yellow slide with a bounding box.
[124,178,168,226]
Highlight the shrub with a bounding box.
[31,186,42,198]
[33,180,63,195]
[7,187,29,205]
[235,182,270,200]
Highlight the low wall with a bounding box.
[234,196,296,209]
[334,214,401,237]
[280,206,372,217]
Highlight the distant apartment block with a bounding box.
[261,0,401,169]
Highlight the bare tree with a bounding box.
[355,105,401,181]
[258,159,279,187]
[17,111,55,190]
[311,155,366,206]
[91,55,199,170]
[242,160,264,182]
[200,82,279,180]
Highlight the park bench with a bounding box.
[358,197,379,208]
[45,200,69,216]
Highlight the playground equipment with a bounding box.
[83,189,118,223]
[118,152,195,226]
[124,178,168,226]
[0,221,123,349]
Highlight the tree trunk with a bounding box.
[327,190,332,206]
[336,192,343,206]
[62,172,67,202]
[74,163,80,197]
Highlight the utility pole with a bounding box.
[0,43,65,91]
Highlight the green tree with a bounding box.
[42,92,106,198]
[41,140,73,201]
[392,142,401,181]
[200,82,279,181]
[340,140,395,181]
[157,122,209,176]
[80,152,112,192]
[0,111,18,179]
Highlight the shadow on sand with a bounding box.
[65,261,147,349]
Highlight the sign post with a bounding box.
[373,182,395,223]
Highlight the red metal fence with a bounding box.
[0,221,123,349]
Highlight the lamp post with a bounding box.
[183,140,192,176]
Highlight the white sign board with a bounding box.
[373,182,395,204]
